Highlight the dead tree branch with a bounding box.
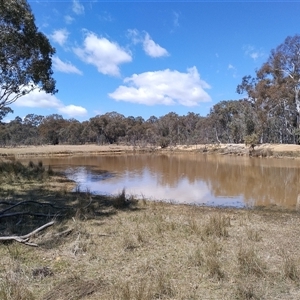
[0,221,55,247]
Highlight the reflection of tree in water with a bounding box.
[42,154,300,208]
[208,161,300,207]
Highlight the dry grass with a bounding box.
[0,143,300,159]
[1,162,300,299]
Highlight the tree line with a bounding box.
[0,95,297,148]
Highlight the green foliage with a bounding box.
[159,137,170,148]
[244,133,259,149]
[0,0,57,110]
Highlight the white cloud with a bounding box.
[14,89,61,109]
[127,29,142,45]
[127,30,169,58]
[98,11,113,22]
[109,67,211,106]
[53,56,82,75]
[73,32,132,77]
[50,29,69,46]
[243,45,264,61]
[143,33,169,58]
[58,105,87,117]
[13,88,87,118]
[64,15,74,24]
[173,11,180,28]
[228,64,237,78]
[72,0,84,15]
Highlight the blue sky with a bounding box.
[7,0,300,122]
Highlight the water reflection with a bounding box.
[32,153,300,209]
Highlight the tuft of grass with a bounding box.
[280,250,299,281]
[246,228,262,242]
[190,247,204,267]
[154,271,175,298]
[123,234,138,251]
[115,272,175,300]
[0,274,35,300]
[237,246,266,277]
[42,277,101,300]
[189,239,224,280]
[235,281,260,300]
[0,160,50,183]
[111,188,138,209]
[189,217,201,234]
[202,213,230,238]
[205,255,224,280]
[204,239,224,279]
[117,279,152,300]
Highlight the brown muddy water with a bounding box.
[28,153,300,210]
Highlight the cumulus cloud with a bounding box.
[109,67,211,106]
[73,32,132,76]
[243,45,264,61]
[58,105,87,117]
[128,30,169,58]
[72,0,84,15]
[50,29,69,46]
[143,33,169,58]
[14,88,87,117]
[53,56,82,75]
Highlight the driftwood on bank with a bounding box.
[0,221,55,246]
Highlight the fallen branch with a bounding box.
[54,228,73,237]
[0,212,60,219]
[0,221,55,247]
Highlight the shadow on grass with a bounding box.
[0,160,139,240]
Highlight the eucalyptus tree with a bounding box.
[58,118,84,144]
[238,34,300,143]
[181,112,201,145]
[38,114,67,145]
[0,0,56,116]
[157,112,181,146]
[208,100,255,144]
[89,112,126,144]
[124,116,146,146]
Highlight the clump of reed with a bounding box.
[111,188,137,209]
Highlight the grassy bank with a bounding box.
[0,160,300,299]
[0,143,299,159]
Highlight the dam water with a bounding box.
[29,153,300,210]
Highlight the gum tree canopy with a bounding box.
[0,0,57,115]
[237,34,300,144]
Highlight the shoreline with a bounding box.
[0,143,299,158]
